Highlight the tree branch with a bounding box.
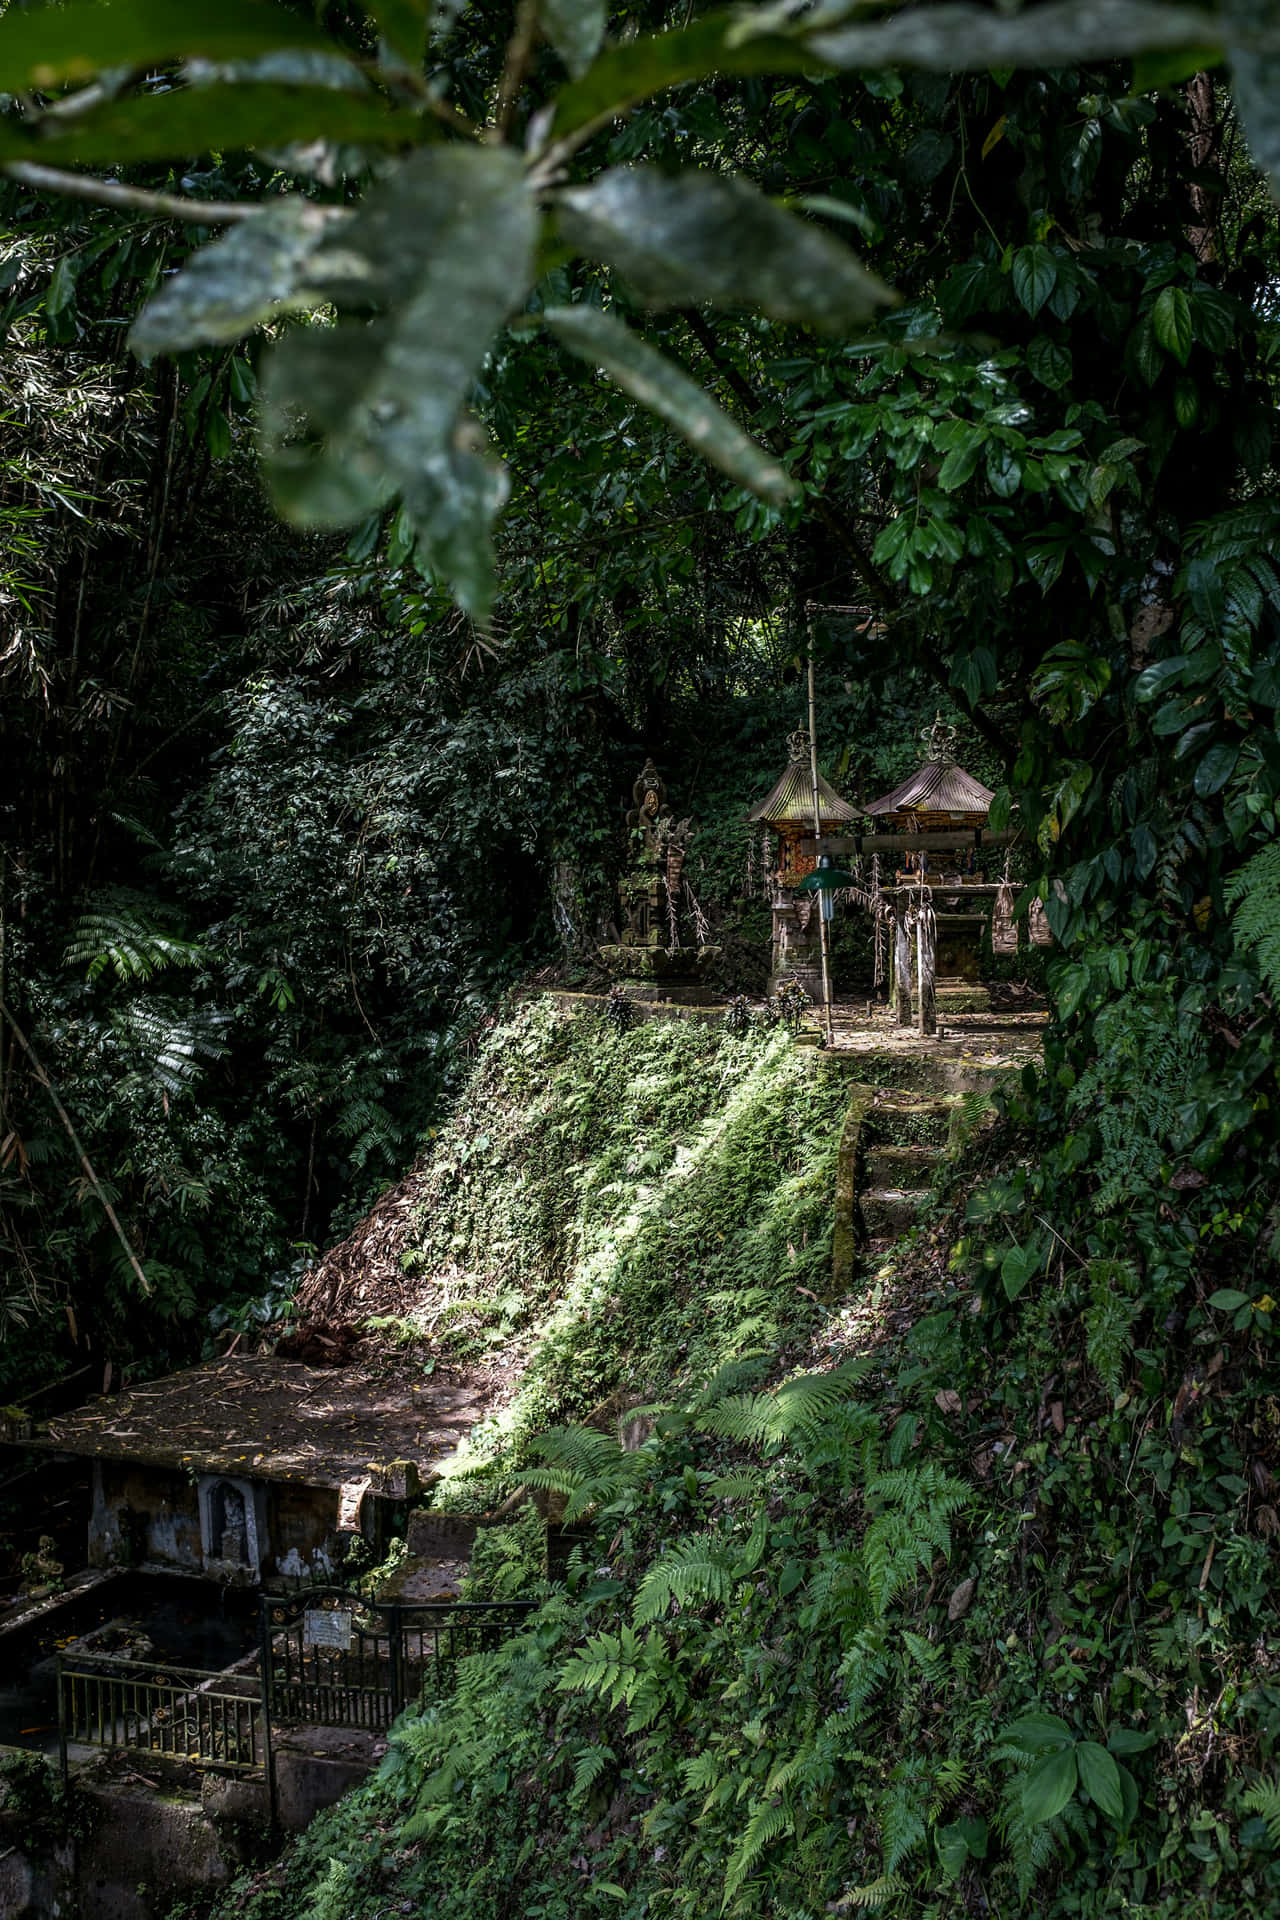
[3,160,259,224]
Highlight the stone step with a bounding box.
[865,1143,942,1186]
[865,1090,956,1154]
[862,1187,932,1236]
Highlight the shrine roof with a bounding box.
[865,758,994,816]
[746,759,859,828]
[25,1357,484,1490]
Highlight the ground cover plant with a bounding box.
[364,995,850,1441]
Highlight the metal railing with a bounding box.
[56,1592,540,1824]
[261,1589,538,1726]
[58,1654,262,1774]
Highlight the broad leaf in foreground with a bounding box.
[558,167,894,330]
[1022,1745,1078,1826]
[794,0,1222,70]
[0,0,331,94]
[538,0,607,78]
[1221,0,1280,194]
[130,199,344,354]
[23,81,416,167]
[261,147,536,615]
[544,303,795,505]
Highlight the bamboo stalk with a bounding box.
[0,994,150,1296]
[806,648,834,1046]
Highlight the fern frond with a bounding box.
[1227,842,1280,996]
[66,907,204,983]
[633,1534,734,1626]
[570,1740,614,1802]
[1242,1773,1280,1846]
[722,1799,792,1902]
[692,1353,771,1410]
[830,1875,904,1911]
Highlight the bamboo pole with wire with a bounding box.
[806,645,834,1047]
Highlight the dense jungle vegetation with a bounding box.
[1,0,1280,1910]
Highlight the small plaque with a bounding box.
[304,1608,353,1651]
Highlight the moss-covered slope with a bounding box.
[207,1000,1280,1920]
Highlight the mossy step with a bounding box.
[865,1143,942,1185]
[862,1187,932,1236]
[868,1090,959,1115]
[934,986,991,1013]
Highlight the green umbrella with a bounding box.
[793,863,855,892]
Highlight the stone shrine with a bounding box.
[597,758,718,994]
[866,716,996,999]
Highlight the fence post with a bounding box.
[56,1656,68,1783]
[388,1604,404,1717]
[258,1595,278,1830]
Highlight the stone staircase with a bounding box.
[824,1009,1045,1288]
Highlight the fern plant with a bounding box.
[65,904,205,983]
[1226,841,1280,997]
[1241,1772,1280,1847]
[633,1533,736,1626]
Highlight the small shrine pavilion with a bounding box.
[866,717,995,989]
[747,729,859,995]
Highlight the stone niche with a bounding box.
[198,1474,268,1582]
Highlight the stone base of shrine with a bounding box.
[769,963,823,1002]
[597,943,719,981]
[935,980,991,1013]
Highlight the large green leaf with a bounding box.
[552,12,811,137]
[1012,245,1057,319]
[130,198,341,355]
[261,146,536,616]
[558,167,893,330]
[23,83,416,167]
[538,0,607,78]
[0,0,331,94]
[800,1,1222,72]
[1193,741,1239,797]
[366,0,428,64]
[544,304,795,505]
[1005,1713,1074,1754]
[1076,1740,1124,1821]
[1022,1746,1078,1826]
[1152,285,1193,365]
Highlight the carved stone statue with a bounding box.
[598,759,718,992]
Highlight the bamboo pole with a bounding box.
[0,995,151,1296]
[806,647,834,1047]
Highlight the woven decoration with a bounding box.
[992,882,1018,955]
[1028,897,1053,947]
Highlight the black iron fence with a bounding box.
[58,1654,262,1774]
[57,1587,538,1817]
[261,1587,537,1726]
